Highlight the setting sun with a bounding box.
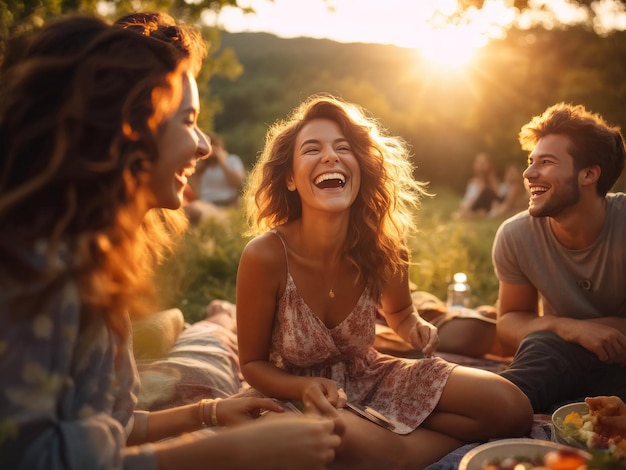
[413,25,486,69]
[407,1,515,70]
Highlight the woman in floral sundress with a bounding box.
[236,94,533,469]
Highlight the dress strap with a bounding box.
[270,229,290,274]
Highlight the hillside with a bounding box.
[209,29,626,191]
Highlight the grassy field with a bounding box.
[409,186,502,307]
[155,185,506,324]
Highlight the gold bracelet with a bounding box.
[211,398,222,427]
[199,398,212,427]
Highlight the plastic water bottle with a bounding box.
[446,272,471,308]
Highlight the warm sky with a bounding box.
[203,0,626,66]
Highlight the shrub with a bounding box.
[155,210,249,324]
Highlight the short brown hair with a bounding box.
[519,103,625,196]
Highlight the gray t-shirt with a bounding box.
[198,154,245,204]
[492,192,626,319]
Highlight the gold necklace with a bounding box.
[328,263,340,299]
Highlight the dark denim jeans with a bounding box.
[499,330,626,413]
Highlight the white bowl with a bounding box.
[458,438,590,470]
[551,402,590,449]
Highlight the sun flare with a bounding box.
[416,26,486,69]
[406,2,514,70]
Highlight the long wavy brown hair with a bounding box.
[243,94,428,297]
[0,19,197,338]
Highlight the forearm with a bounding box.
[129,402,211,445]
[497,311,626,347]
[242,360,310,401]
[384,305,418,342]
[497,311,560,349]
[153,428,243,470]
[588,317,626,336]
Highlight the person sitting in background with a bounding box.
[0,15,342,470]
[196,132,246,206]
[185,132,246,224]
[456,152,502,219]
[493,103,626,414]
[489,163,530,218]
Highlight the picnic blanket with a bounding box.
[134,316,245,410]
[425,414,554,470]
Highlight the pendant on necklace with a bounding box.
[328,288,335,299]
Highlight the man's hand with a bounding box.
[559,319,626,365]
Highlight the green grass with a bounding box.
[155,210,250,324]
[155,185,505,323]
[410,186,502,307]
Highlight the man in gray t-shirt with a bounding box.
[492,103,626,413]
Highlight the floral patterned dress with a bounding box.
[269,231,456,434]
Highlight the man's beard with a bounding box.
[529,173,580,218]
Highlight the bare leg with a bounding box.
[259,368,531,469]
[330,411,462,470]
[422,366,533,441]
[437,318,497,357]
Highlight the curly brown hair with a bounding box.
[0,19,196,337]
[243,94,428,297]
[114,12,207,77]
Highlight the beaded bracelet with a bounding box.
[212,398,222,427]
[199,398,213,427]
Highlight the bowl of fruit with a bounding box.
[551,402,623,452]
[459,438,590,470]
[552,402,597,449]
[552,401,626,468]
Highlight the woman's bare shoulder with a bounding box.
[241,231,286,269]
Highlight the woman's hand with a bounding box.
[216,397,285,426]
[407,318,440,357]
[222,414,345,470]
[301,378,345,417]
